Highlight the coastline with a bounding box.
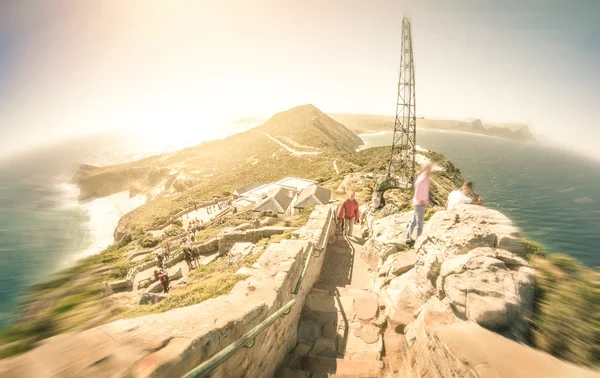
[359,128,511,141]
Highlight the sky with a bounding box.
[0,0,599,160]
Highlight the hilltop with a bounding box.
[331,113,537,143]
[73,105,362,202]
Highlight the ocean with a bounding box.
[360,130,600,269]
[0,122,260,328]
[0,127,598,328]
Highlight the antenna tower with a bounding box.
[387,16,416,188]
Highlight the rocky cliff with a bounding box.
[361,203,599,377]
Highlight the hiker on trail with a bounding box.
[406,162,434,245]
[191,246,201,266]
[446,181,484,211]
[154,269,170,293]
[183,246,195,269]
[156,253,165,269]
[337,191,360,237]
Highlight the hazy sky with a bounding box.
[1,1,599,159]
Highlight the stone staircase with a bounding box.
[277,230,386,377]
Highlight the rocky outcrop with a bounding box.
[228,242,257,264]
[366,204,600,378]
[361,211,414,269]
[412,205,532,339]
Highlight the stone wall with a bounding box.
[217,227,290,255]
[146,196,231,232]
[0,205,335,378]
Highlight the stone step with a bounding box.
[300,355,384,377]
[312,282,371,298]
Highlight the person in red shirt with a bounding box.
[338,191,360,237]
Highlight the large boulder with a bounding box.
[411,205,534,339]
[228,242,257,264]
[414,205,524,299]
[439,248,535,337]
[361,211,414,268]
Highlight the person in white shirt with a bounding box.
[446,181,484,211]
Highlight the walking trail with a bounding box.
[278,221,386,377]
[258,132,321,156]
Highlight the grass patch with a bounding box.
[0,341,34,360]
[107,260,138,280]
[530,254,600,367]
[269,230,294,244]
[111,253,262,320]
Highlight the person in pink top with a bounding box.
[406,162,433,245]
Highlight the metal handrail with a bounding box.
[180,207,334,378]
[291,210,334,294]
[182,299,296,378]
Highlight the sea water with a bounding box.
[360,130,600,268]
[0,122,260,328]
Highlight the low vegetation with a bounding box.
[530,253,600,368]
[109,250,266,320]
[515,238,599,368]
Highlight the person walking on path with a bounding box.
[406,163,433,245]
[337,191,360,237]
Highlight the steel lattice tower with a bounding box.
[387,16,416,188]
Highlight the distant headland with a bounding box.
[330,113,537,143]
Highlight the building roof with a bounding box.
[245,183,281,199]
[275,177,318,191]
[294,185,331,208]
[232,198,255,207]
[253,187,295,213]
[233,181,261,196]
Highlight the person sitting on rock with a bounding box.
[154,269,170,293]
[446,181,484,211]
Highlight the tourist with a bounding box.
[156,253,165,269]
[337,191,360,237]
[183,246,195,270]
[191,246,201,266]
[446,181,484,211]
[405,162,433,245]
[154,269,170,293]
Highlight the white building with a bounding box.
[233,177,331,217]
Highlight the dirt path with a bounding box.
[258,132,321,156]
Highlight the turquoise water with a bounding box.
[361,130,600,268]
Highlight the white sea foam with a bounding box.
[57,185,147,267]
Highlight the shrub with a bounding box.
[172,219,183,227]
[107,261,138,280]
[140,236,159,249]
[519,239,546,259]
[424,206,443,221]
[530,254,600,367]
